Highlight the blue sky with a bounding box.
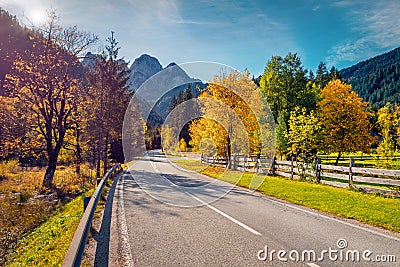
[1,0,399,76]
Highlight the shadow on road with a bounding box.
[92,172,120,267]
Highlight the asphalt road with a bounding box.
[116,151,400,266]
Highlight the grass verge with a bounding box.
[174,159,400,233]
[0,163,96,265]
[6,189,94,267]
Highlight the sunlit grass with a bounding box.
[0,162,96,265]
[174,159,400,233]
[318,152,400,169]
[6,189,94,267]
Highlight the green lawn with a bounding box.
[318,152,400,168]
[174,159,400,233]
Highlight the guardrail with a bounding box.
[201,155,400,195]
[62,163,122,267]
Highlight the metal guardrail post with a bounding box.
[62,163,121,267]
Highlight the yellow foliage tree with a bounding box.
[179,138,187,152]
[317,79,376,165]
[190,118,228,156]
[286,107,321,161]
[122,95,146,161]
[190,70,274,159]
[376,103,400,168]
[161,126,175,153]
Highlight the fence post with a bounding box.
[244,155,248,171]
[271,156,276,176]
[235,155,239,170]
[255,155,260,173]
[314,157,321,183]
[349,157,354,186]
[291,156,294,179]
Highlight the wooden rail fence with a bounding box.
[201,155,400,195]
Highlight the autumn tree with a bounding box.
[62,80,90,174]
[4,11,97,188]
[286,107,321,161]
[0,96,31,160]
[179,138,187,152]
[85,31,131,176]
[161,126,175,152]
[376,103,400,167]
[122,95,146,161]
[189,118,228,157]
[190,70,274,162]
[318,79,376,164]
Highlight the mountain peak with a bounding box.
[129,54,163,91]
[130,54,162,72]
[166,62,177,68]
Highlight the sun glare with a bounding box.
[28,9,46,25]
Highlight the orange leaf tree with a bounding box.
[317,79,376,164]
[4,12,97,188]
[190,70,274,161]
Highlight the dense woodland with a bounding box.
[340,47,400,109]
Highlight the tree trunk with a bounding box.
[75,124,82,175]
[226,136,231,169]
[43,153,57,189]
[335,151,342,166]
[96,146,101,178]
[103,135,109,175]
[75,155,81,175]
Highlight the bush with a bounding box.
[0,160,20,179]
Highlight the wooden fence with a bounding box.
[201,155,400,196]
[319,155,400,161]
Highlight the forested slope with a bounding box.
[340,47,400,108]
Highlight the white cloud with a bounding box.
[312,5,320,11]
[326,0,400,66]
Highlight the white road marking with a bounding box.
[189,193,262,236]
[306,263,320,267]
[118,173,134,267]
[150,155,400,242]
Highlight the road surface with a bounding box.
[115,151,400,266]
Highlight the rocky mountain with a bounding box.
[128,54,205,120]
[129,54,163,91]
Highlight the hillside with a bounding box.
[340,47,400,108]
[0,8,36,93]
